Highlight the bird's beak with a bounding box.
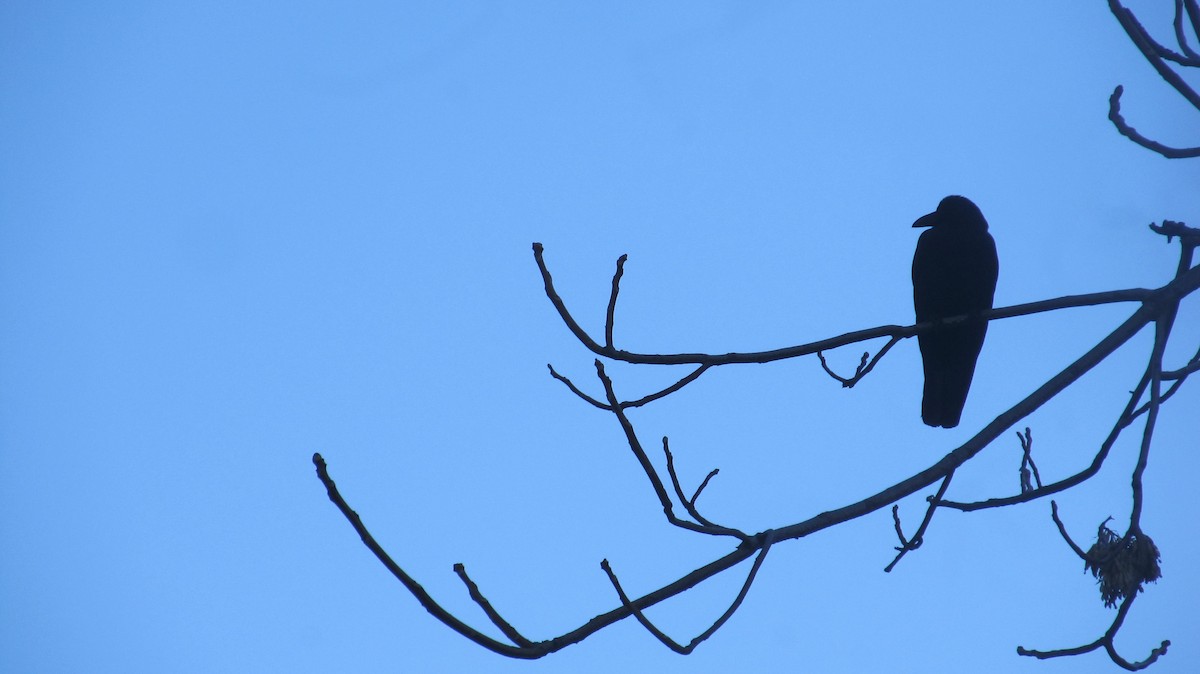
[912,211,938,228]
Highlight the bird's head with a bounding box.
[912,195,988,231]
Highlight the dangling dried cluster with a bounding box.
[1084,521,1162,609]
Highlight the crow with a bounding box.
[911,195,999,428]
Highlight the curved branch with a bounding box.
[1049,501,1089,561]
[547,363,713,411]
[1109,86,1200,158]
[1111,0,1200,109]
[454,563,535,648]
[314,451,769,659]
[1108,0,1200,158]
[594,360,747,540]
[1018,593,1170,670]
[606,254,628,349]
[818,336,902,387]
[601,530,773,655]
[884,472,953,572]
[547,364,610,410]
[312,453,543,659]
[535,241,1160,367]
[1174,0,1200,61]
[621,365,712,409]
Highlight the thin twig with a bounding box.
[691,469,720,506]
[1049,501,1088,561]
[547,363,713,410]
[1111,0,1200,109]
[547,364,610,410]
[1175,0,1200,60]
[454,563,536,648]
[312,453,546,659]
[884,472,953,572]
[660,437,744,538]
[621,365,711,409]
[594,361,745,539]
[606,254,628,349]
[818,337,902,388]
[600,531,774,654]
[1017,427,1043,492]
[1108,86,1200,158]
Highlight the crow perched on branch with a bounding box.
[911,195,999,428]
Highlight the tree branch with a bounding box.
[534,241,1160,367]
[600,530,773,654]
[1108,0,1200,158]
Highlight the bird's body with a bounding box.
[912,196,998,428]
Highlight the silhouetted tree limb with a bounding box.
[817,336,901,388]
[315,5,1198,666]
[1018,593,1170,671]
[600,530,773,655]
[1108,0,1200,157]
[315,222,1197,666]
[884,472,953,572]
[532,241,1155,369]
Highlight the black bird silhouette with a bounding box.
[911,195,999,428]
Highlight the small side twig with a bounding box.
[817,336,901,388]
[885,472,954,572]
[600,531,774,655]
[594,360,746,540]
[454,563,536,648]
[1017,427,1043,493]
[312,453,544,659]
[548,364,610,410]
[660,437,744,539]
[547,363,713,411]
[1174,0,1200,61]
[1049,501,1089,561]
[606,254,628,349]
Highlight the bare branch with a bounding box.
[661,437,747,540]
[935,252,1199,513]
[1019,593,1171,670]
[1111,0,1200,109]
[691,468,720,507]
[315,451,775,658]
[533,241,1159,367]
[454,563,536,648]
[1174,0,1200,60]
[1050,501,1089,561]
[783,294,1163,537]
[1188,0,1200,42]
[600,530,774,654]
[817,337,902,387]
[1108,0,1200,158]
[1017,427,1043,492]
[317,232,1197,662]
[621,365,711,409]
[1108,86,1200,158]
[594,360,745,540]
[890,505,909,549]
[884,472,953,572]
[547,363,713,410]
[606,254,628,349]
[312,453,544,659]
[547,363,610,410]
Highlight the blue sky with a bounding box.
[2,2,1198,672]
